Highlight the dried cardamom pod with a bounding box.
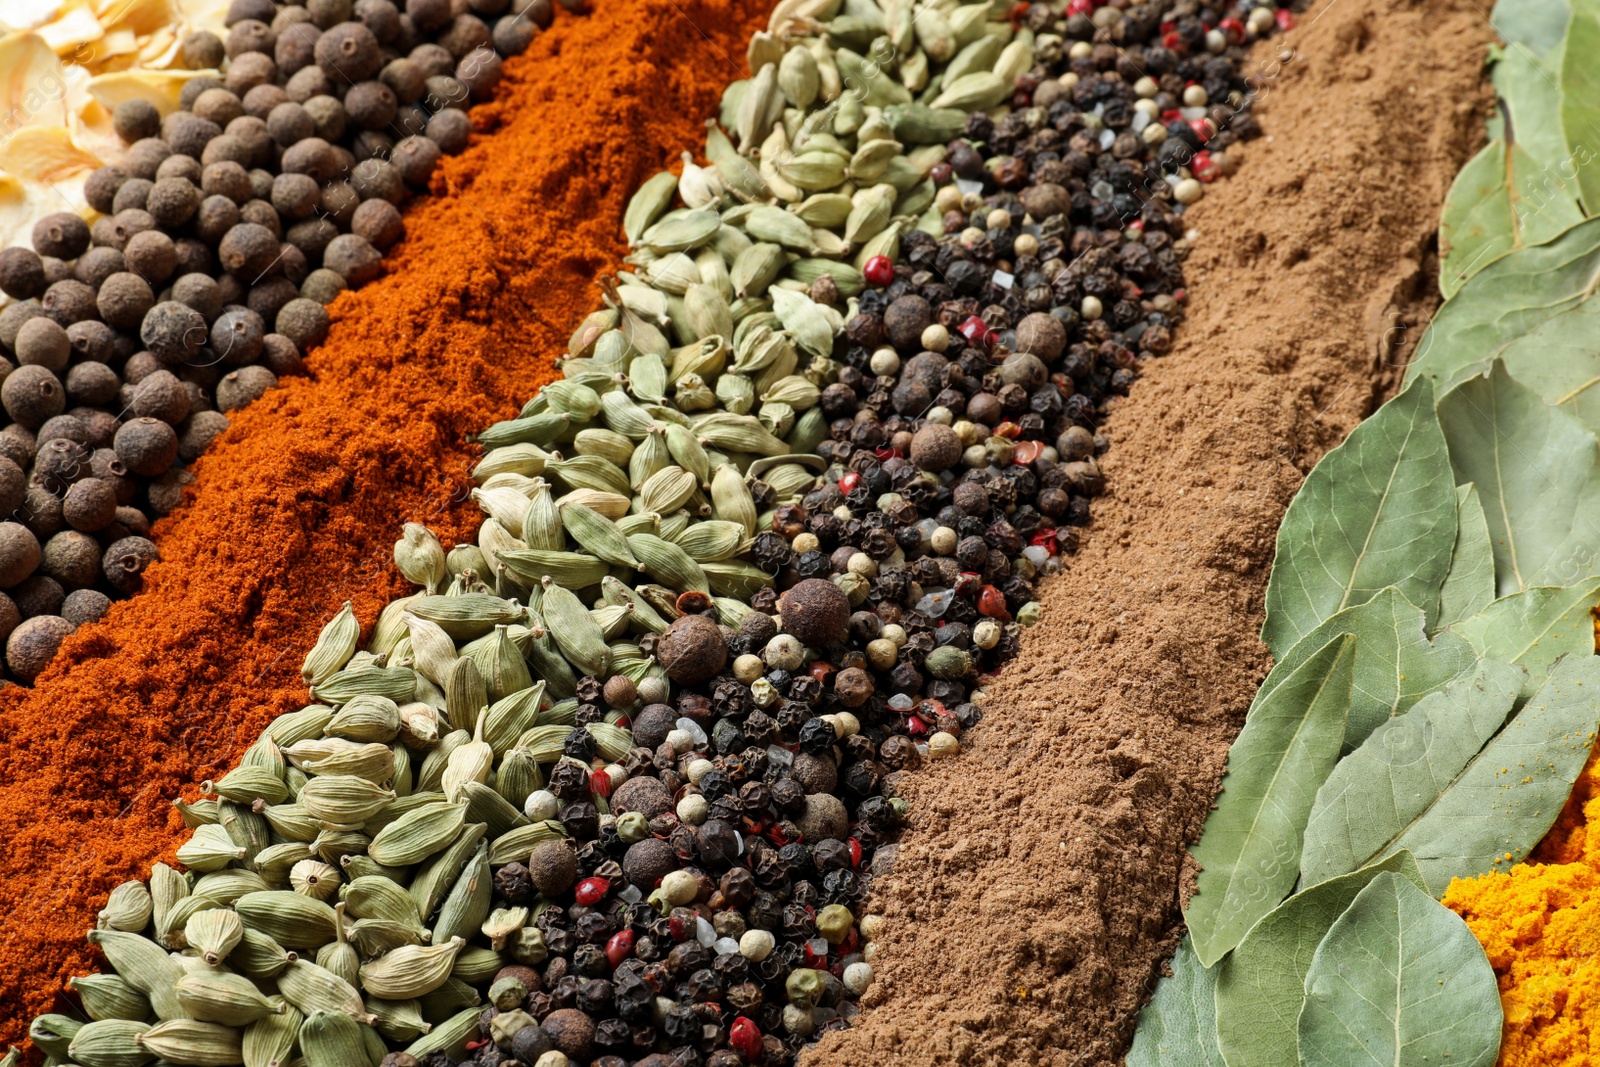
[69,1019,153,1065]
[537,578,612,678]
[175,971,283,1027]
[176,823,247,873]
[68,972,151,1023]
[367,800,467,867]
[359,937,466,1000]
[302,601,360,687]
[276,959,375,1024]
[316,903,361,987]
[97,880,153,933]
[234,891,339,951]
[431,843,491,946]
[243,1000,301,1067]
[185,908,243,966]
[394,524,447,593]
[85,929,186,1021]
[298,774,395,825]
[623,170,678,244]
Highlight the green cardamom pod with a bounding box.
[394,524,447,594]
[367,800,467,867]
[302,601,360,686]
[97,880,153,933]
[430,843,491,946]
[68,1018,152,1067]
[276,958,374,1024]
[69,972,152,1023]
[623,170,678,244]
[359,937,466,1000]
[234,891,338,951]
[242,1000,300,1067]
[175,971,282,1027]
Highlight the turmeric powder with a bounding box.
[1443,619,1600,1065]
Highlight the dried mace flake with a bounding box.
[655,614,727,685]
[777,578,850,649]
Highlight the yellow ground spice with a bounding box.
[1441,612,1600,1065]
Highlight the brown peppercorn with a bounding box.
[259,334,305,377]
[62,478,118,532]
[315,21,383,80]
[14,318,70,373]
[613,775,673,823]
[492,14,538,56]
[622,835,677,890]
[145,176,202,228]
[102,535,158,594]
[0,591,18,644]
[456,47,503,100]
[425,107,472,153]
[218,222,280,278]
[111,176,153,213]
[0,248,45,301]
[122,138,172,180]
[795,793,848,840]
[882,294,932,351]
[323,233,383,286]
[0,522,41,587]
[7,615,72,683]
[141,302,207,363]
[42,530,100,590]
[2,366,65,430]
[178,410,231,463]
[391,135,441,186]
[541,1009,594,1061]
[180,29,226,67]
[130,370,191,426]
[656,614,727,685]
[242,83,288,119]
[84,166,129,213]
[113,417,179,476]
[351,198,404,251]
[832,666,873,708]
[61,588,110,628]
[40,279,98,326]
[32,213,90,260]
[19,485,63,540]
[0,457,23,516]
[95,273,156,332]
[910,423,962,472]
[216,365,278,411]
[123,230,179,286]
[791,752,837,795]
[345,80,398,130]
[1019,181,1071,220]
[777,578,850,648]
[147,467,196,515]
[270,172,321,219]
[529,839,577,896]
[1014,311,1067,362]
[281,135,338,182]
[10,576,60,620]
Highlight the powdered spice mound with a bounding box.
[1443,751,1600,1066]
[0,0,767,1041]
[809,0,1492,1063]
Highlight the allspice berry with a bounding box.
[2,365,66,429]
[61,588,111,628]
[0,522,41,587]
[622,836,677,890]
[42,530,101,590]
[102,535,159,594]
[527,840,577,897]
[0,247,45,300]
[626,705,677,752]
[0,457,23,515]
[114,417,180,477]
[7,615,73,683]
[14,317,70,373]
[1018,181,1070,220]
[1014,311,1067,362]
[216,365,278,411]
[655,614,727,685]
[882,294,931,351]
[140,301,208,362]
[777,578,850,649]
[541,1009,594,1061]
[795,793,848,840]
[0,591,19,644]
[910,423,962,472]
[62,478,119,532]
[32,213,91,260]
[611,775,672,820]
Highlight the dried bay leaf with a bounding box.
[1317,655,1600,895]
[1297,874,1502,1067]
[1299,660,1524,887]
[1407,217,1600,395]
[1185,635,1355,966]
[1261,379,1456,657]
[1438,361,1600,593]
[1122,937,1223,1067]
[1436,484,1497,629]
[1213,851,1426,1067]
[1449,579,1600,692]
[1438,138,1582,297]
[1251,587,1476,751]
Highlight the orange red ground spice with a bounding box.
[0,0,767,1042]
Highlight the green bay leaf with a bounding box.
[1561,0,1600,214]
[1186,635,1355,966]
[1261,379,1456,658]
[1213,851,1426,1067]
[1406,217,1600,396]
[1493,0,1571,55]
[1450,579,1600,694]
[1382,653,1600,893]
[1252,587,1476,751]
[1495,43,1573,175]
[1299,661,1524,887]
[1124,937,1224,1067]
[1437,484,1497,628]
[1438,139,1584,298]
[1439,361,1600,592]
[1297,873,1502,1067]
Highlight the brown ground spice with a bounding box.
[0,0,767,1041]
[809,1,1493,1063]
